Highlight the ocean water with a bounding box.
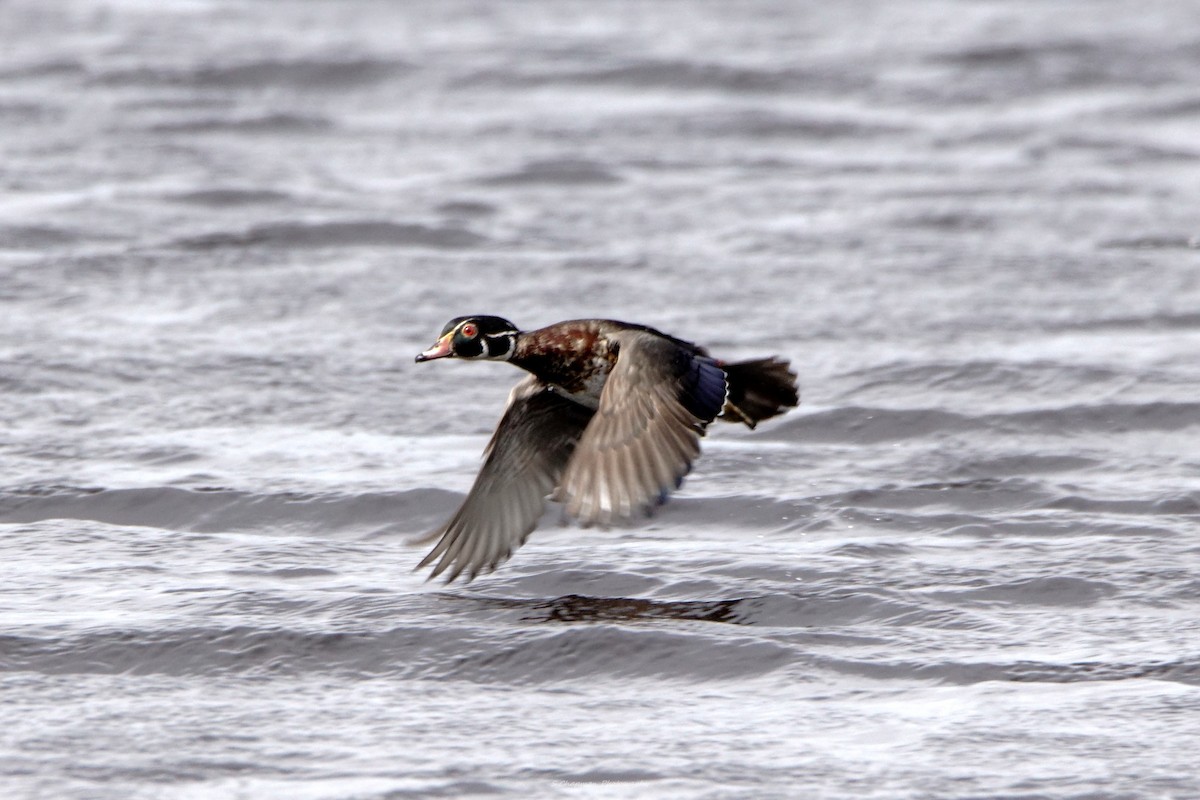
[2,1,1200,798]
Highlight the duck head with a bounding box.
[416,315,520,362]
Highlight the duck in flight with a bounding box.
[413,316,799,582]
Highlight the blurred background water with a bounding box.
[2,1,1200,798]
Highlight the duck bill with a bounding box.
[415,333,454,362]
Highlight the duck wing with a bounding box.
[556,330,728,526]
[416,375,594,582]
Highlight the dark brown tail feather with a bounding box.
[720,357,799,429]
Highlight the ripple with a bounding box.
[932,576,1119,608]
[480,158,622,187]
[477,58,862,94]
[1099,234,1200,250]
[94,57,409,89]
[1055,311,1200,331]
[816,655,1200,687]
[680,110,907,140]
[1044,492,1200,516]
[148,112,334,133]
[0,622,796,682]
[0,485,455,534]
[769,401,1200,444]
[0,224,80,249]
[167,188,293,206]
[175,220,487,250]
[838,359,1124,396]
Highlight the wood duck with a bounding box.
[413,315,799,582]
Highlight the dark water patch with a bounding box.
[176,220,487,250]
[0,58,86,80]
[1129,94,1200,118]
[945,516,1182,541]
[660,495,821,531]
[1037,135,1200,164]
[838,359,1124,397]
[0,224,79,249]
[894,210,994,232]
[133,446,204,466]
[95,57,408,90]
[827,541,916,559]
[726,589,968,629]
[953,454,1100,478]
[769,406,973,443]
[0,626,430,678]
[437,199,497,217]
[818,655,1200,687]
[0,485,456,534]
[504,58,862,94]
[0,101,62,124]
[682,110,906,140]
[1099,234,1200,251]
[378,780,507,798]
[934,42,1070,68]
[480,158,621,187]
[168,188,293,206]
[931,576,1118,608]
[554,769,662,785]
[430,624,793,682]
[1044,492,1200,516]
[827,478,1054,515]
[36,760,283,787]
[928,39,1180,96]
[148,112,334,134]
[228,567,339,579]
[1054,310,1200,331]
[1006,402,1200,434]
[769,401,1200,444]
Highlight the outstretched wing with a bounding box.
[416,375,594,582]
[556,331,727,526]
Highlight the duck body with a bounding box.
[413,316,799,582]
[510,319,622,407]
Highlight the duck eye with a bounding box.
[460,323,478,338]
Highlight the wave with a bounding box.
[7,582,1186,684]
[674,110,908,140]
[6,474,1190,545]
[924,38,1193,100]
[1099,234,1200,251]
[0,620,792,682]
[0,224,80,249]
[767,401,1200,443]
[479,158,622,187]
[0,485,454,535]
[1053,311,1200,330]
[0,57,86,80]
[464,58,863,94]
[167,188,294,206]
[175,220,487,250]
[148,112,334,134]
[93,57,409,90]
[815,654,1200,687]
[836,358,1125,396]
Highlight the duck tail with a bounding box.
[719,357,799,429]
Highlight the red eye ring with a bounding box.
[460,323,478,338]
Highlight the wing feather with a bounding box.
[557,331,727,526]
[415,376,593,582]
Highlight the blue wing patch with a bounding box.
[679,355,728,424]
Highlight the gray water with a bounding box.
[3,1,1200,798]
